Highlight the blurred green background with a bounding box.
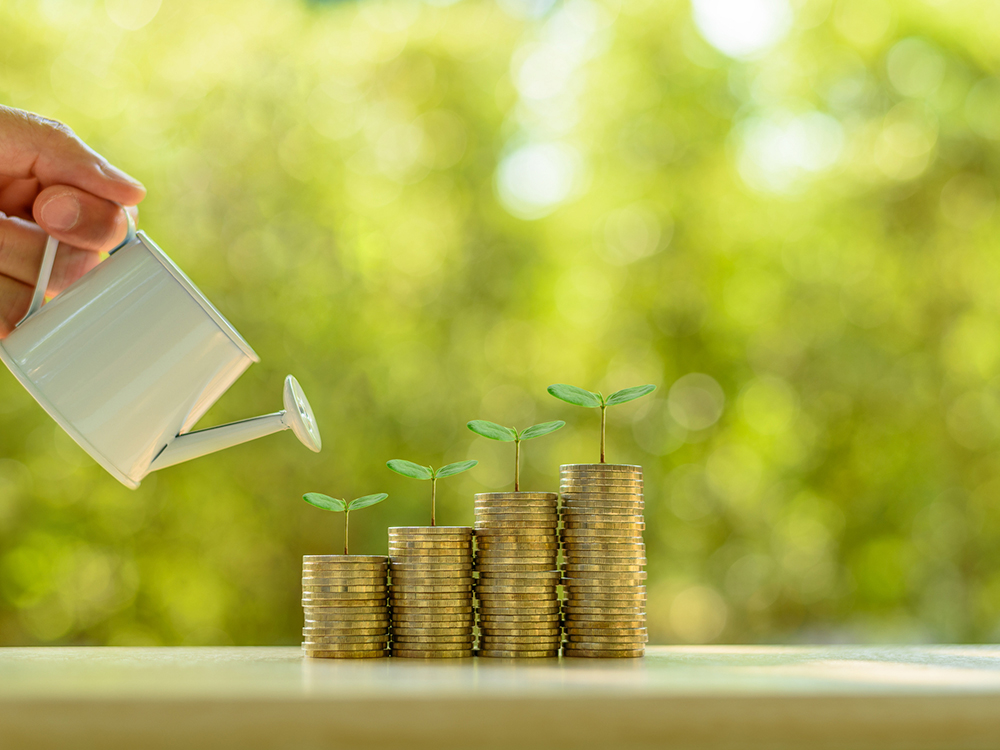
[1,0,999,647]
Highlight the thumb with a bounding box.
[0,105,146,206]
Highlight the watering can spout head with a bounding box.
[148,375,322,473]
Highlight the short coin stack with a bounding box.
[560,464,647,658]
[388,527,475,658]
[474,492,562,658]
[301,555,390,658]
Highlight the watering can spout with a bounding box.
[149,375,322,473]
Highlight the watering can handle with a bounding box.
[18,208,137,327]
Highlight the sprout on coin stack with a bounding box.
[385,458,479,659]
[548,384,655,658]
[299,492,390,659]
[467,419,565,658]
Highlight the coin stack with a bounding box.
[388,527,475,658]
[560,464,647,658]
[301,555,390,658]
[474,492,562,658]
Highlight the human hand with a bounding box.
[0,105,146,338]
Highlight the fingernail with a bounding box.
[40,194,81,231]
[100,163,144,189]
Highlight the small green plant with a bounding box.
[547,384,656,463]
[386,460,478,526]
[302,492,388,555]
[466,420,565,491]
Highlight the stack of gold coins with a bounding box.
[301,555,390,658]
[560,464,647,658]
[388,527,475,658]
[474,492,562,658]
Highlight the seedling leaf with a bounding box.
[547,384,602,408]
[348,493,388,511]
[435,460,478,478]
[520,420,566,440]
[387,459,434,480]
[467,420,517,442]
[606,384,656,406]
[303,493,346,512]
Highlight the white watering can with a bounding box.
[0,217,322,489]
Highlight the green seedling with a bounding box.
[303,492,388,555]
[466,420,565,491]
[547,384,656,463]
[386,459,478,527]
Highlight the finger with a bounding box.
[0,274,31,339]
[33,185,134,253]
[0,177,38,219]
[0,212,103,293]
[0,105,145,206]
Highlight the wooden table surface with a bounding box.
[2,645,1000,749]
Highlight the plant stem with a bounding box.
[515,438,521,492]
[600,405,608,463]
[344,510,350,556]
[431,477,437,527]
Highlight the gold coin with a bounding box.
[302,615,391,633]
[303,555,388,563]
[301,638,389,651]
[564,590,646,600]
[480,634,562,643]
[476,564,559,573]
[392,538,472,550]
[390,601,474,610]
[478,649,559,658]
[560,531,645,542]
[560,482,643,492]
[480,626,561,635]
[477,606,561,616]
[475,492,558,500]
[303,649,388,659]
[560,492,644,501]
[474,529,555,538]
[302,614,389,623]
[392,649,474,659]
[562,607,645,617]
[388,551,472,560]
[305,633,390,644]
[390,612,475,621]
[564,622,648,632]
[302,605,389,623]
[479,612,562,622]
[475,585,557,594]
[564,638,647,648]
[560,541,644,550]
[476,522,559,530]
[388,546,473,554]
[392,618,475,627]
[563,648,644,658]
[301,595,389,605]
[562,553,645,563]
[392,625,474,634]
[560,532,644,542]
[389,526,473,535]
[389,563,473,572]
[389,639,476,649]
[563,519,645,529]
[301,575,388,585]
[475,540,559,548]
[390,575,475,584]
[303,625,388,634]
[302,565,387,575]
[478,569,561,579]
[565,633,648,642]
[299,581,387,589]
[301,583,388,592]
[561,507,644,517]
[391,633,475,643]
[302,603,389,612]
[475,508,560,517]
[563,570,647,580]
[563,567,646,576]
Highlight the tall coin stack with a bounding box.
[474,492,562,658]
[388,527,475,658]
[301,555,390,658]
[560,464,647,657]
